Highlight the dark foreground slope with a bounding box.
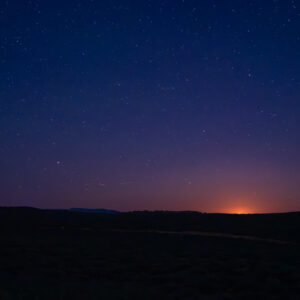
[1,207,300,242]
[0,207,300,299]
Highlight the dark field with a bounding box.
[1,208,300,299]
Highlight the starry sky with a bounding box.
[1,0,300,213]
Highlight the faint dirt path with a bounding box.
[105,229,297,245]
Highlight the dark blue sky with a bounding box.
[1,0,300,212]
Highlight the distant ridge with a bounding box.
[69,208,119,214]
[0,207,300,242]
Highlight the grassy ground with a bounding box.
[1,228,300,299]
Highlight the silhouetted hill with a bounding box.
[1,207,300,298]
[1,207,300,242]
[69,208,119,214]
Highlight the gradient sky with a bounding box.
[1,0,300,212]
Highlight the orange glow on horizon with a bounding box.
[203,205,260,214]
[211,195,262,214]
[227,208,252,214]
[222,205,258,214]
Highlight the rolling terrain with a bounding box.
[1,207,300,299]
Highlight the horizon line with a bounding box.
[0,205,300,215]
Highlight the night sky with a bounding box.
[1,0,300,213]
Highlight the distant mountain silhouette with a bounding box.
[69,208,119,214]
